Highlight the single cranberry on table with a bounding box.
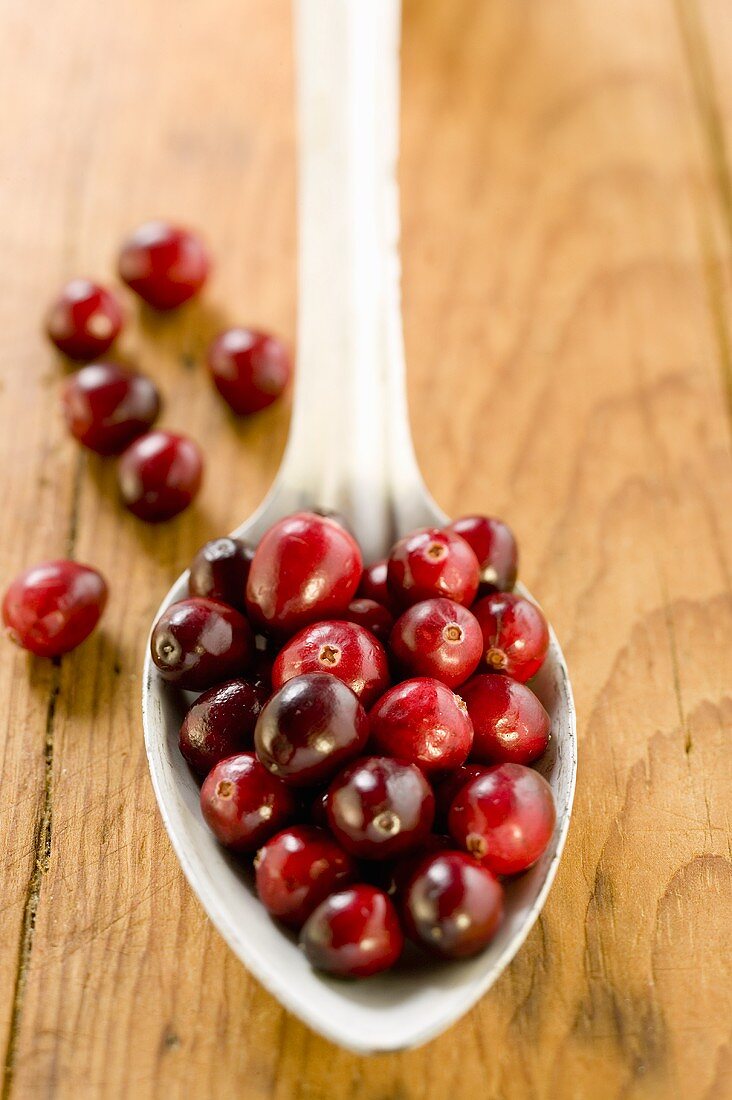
[273,619,389,708]
[188,536,254,611]
[61,363,160,455]
[387,527,480,609]
[402,850,504,958]
[208,328,292,415]
[300,885,404,978]
[46,278,123,360]
[200,752,296,853]
[445,515,518,595]
[179,678,262,776]
[461,674,550,765]
[338,598,393,643]
[369,677,473,776]
[118,429,203,521]
[473,591,549,683]
[434,763,492,827]
[390,598,482,688]
[254,825,357,929]
[118,220,209,310]
[357,559,396,612]
[3,560,107,658]
[151,597,253,691]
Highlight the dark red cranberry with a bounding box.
[369,678,473,776]
[300,885,403,977]
[402,851,504,958]
[207,328,292,415]
[387,527,479,608]
[446,515,518,595]
[327,756,434,859]
[255,672,368,787]
[338,598,394,643]
[179,678,262,776]
[61,363,160,455]
[150,597,253,691]
[390,598,482,688]
[188,536,254,611]
[3,560,107,658]
[46,279,123,360]
[448,763,556,875]
[118,221,209,310]
[255,825,357,929]
[246,512,362,635]
[118,430,203,521]
[473,592,549,683]
[389,834,453,897]
[461,674,550,765]
[200,752,295,852]
[251,641,275,707]
[357,559,397,612]
[272,620,389,708]
[434,764,492,827]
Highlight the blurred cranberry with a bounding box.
[118,430,203,521]
[446,515,518,594]
[46,278,123,360]
[300,885,403,977]
[62,363,160,455]
[118,221,209,310]
[208,328,292,414]
[3,560,107,658]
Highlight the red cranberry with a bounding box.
[327,756,434,860]
[387,527,479,608]
[272,620,389,708]
[300,885,403,977]
[461,674,550,765]
[208,328,292,415]
[434,764,492,826]
[357,559,397,612]
[390,598,482,688]
[255,672,368,787]
[389,834,453,897]
[46,279,123,360]
[61,363,160,455]
[118,221,209,310]
[473,592,549,682]
[255,825,357,929]
[446,515,518,594]
[246,512,362,635]
[200,753,295,852]
[369,678,473,776]
[338,598,394,643]
[448,763,556,875]
[151,597,253,691]
[402,851,504,958]
[188,536,254,611]
[3,560,107,658]
[118,430,203,521]
[179,678,262,776]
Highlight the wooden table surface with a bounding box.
[2,0,731,1097]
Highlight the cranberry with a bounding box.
[402,851,504,958]
[473,592,549,682]
[3,560,107,658]
[246,512,362,635]
[151,597,253,691]
[61,363,160,455]
[179,678,262,776]
[310,788,331,829]
[327,756,434,859]
[390,598,482,688]
[200,753,295,852]
[208,328,292,415]
[118,220,209,310]
[300,885,403,977]
[188,536,254,611]
[448,763,556,875]
[369,678,473,776]
[387,527,479,608]
[272,620,389,708]
[255,672,368,787]
[461,674,550,765]
[255,825,357,929]
[338,598,394,643]
[389,834,453,897]
[118,430,203,521]
[46,279,123,360]
[357,559,397,612]
[434,764,492,827]
[446,515,518,594]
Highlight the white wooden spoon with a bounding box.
[142,0,576,1054]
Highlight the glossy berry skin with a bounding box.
[448,763,556,875]
[200,753,295,853]
[300,885,403,978]
[461,674,550,765]
[3,560,107,658]
[150,597,253,691]
[61,363,160,455]
[118,430,203,521]
[446,515,518,595]
[402,851,504,958]
[390,598,482,688]
[387,527,480,609]
[246,512,362,635]
[357,559,397,612]
[338,598,394,643]
[118,221,209,310]
[208,328,292,415]
[255,673,369,787]
[327,756,435,860]
[369,678,473,776]
[473,592,549,683]
[434,764,492,827]
[255,825,357,929]
[188,536,254,611]
[46,279,123,360]
[179,678,262,776]
[272,620,389,708]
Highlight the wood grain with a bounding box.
[1,0,731,1097]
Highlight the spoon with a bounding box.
[143,0,576,1053]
